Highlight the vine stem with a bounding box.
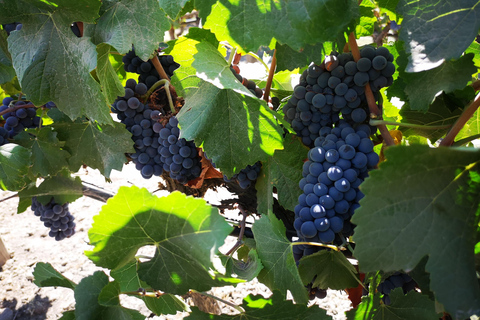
[263,49,276,103]
[292,242,340,252]
[225,205,248,256]
[142,79,175,113]
[0,103,36,117]
[150,54,170,81]
[347,32,395,146]
[190,289,245,313]
[369,119,452,130]
[440,92,480,146]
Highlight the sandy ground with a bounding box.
[0,162,352,319]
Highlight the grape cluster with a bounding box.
[31,197,76,241]
[122,49,180,88]
[294,121,379,244]
[2,22,22,35]
[223,162,262,189]
[229,66,263,99]
[112,79,164,179]
[377,272,417,305]
[0,97,41,140]
[155,116,202,184]
[283,46,395,147]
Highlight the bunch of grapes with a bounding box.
[111,79,164,179]
[223,162,262,189]
[0,97,41,139]
[377,272,417,305]
[2,22,22,35]
[122,49,180,88]
[294,121,379,244]
[155,116,202,184]
[31,197,76,241]
[283,46,395,147]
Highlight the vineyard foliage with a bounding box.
[0,0,479,319]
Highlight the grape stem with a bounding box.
[369,119,452,130]
[292,242,340,252]
[347,32,395,146]
[225,205,248,256]
[227,47,237,66]
[142,79,175,113]
[123,289,164,298]
[263,49,276,104]
[189,289,245,313]
[440,92,480,146]
[452,133,480,146]
[0,103,36,117]
[150,54,171,81]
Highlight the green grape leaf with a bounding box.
[0,143,31,191]
[224,249,263,282]
[0,31,16,84]
[257,134,307,214]
[186,290,330,319]
[376,0,399,12]
[252,214,308,304]
[17,172,83,213]
[466,41,480,68]
[409,256,435,300]
[86,187,233,295]
[399,94,463,142]
[96,44,125,104]
[52,119,134,179]
[202,0,358,54]
[346,289,439,320]
[275,42,328,72]
[356,4,376,37]
[74,271,144,320]
[110,259,188,315]
[94,0,169,61]
[352,145,480,319]
[4,1,113,124]
[58,311,75,320]
[458,109,480,143]
[298,250,359,290]
[98,281,121,307]
[397,0,480,72]
[399,53,476,112]
[177,80,284,178]
[33,262,77,290]
[158,0,192,19]
[14,128,70,177]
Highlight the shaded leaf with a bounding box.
[58,310,76,320]
[33,262,77,290]
[96,44,125,104]
[298,250,359,290]
[98,281,121,307]
[252,214,308,304]
[159,0,194,19]
[397,0,480,72]
[0,31,16,84]
[86,187,232,295]
[352,145,480,319]
[224,249,263,282]
[0,143,31,191]
[274,42,326,72]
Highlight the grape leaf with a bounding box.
[356,4,376,37]
[275,42,328,72]
[86,187,233,295]
[0,31,15,85]
[224,249,263,282]
[4,1,113,124]
[158,0,192,19]
[94,0,169,61]
[14,128,70,178]
[252,214,308,304]
[397,0,480,72]
[202,0,359,54]
[33,262,77,290]
[376,0,399,12]
[17,171,84,213]
[0,143,31,191]
[96,43,125,104]
[399,94,463,142]
[186,290,330,319]
[458,109,480,143]
[352,145,480,319]
[98,281,121,306]
[346,289,439,320]
[74,271,144,320]
[58,311,75,320]
[110,259,188,315]
[298,250,359,290]
[257,134,307,215]
[52,119,134,179]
